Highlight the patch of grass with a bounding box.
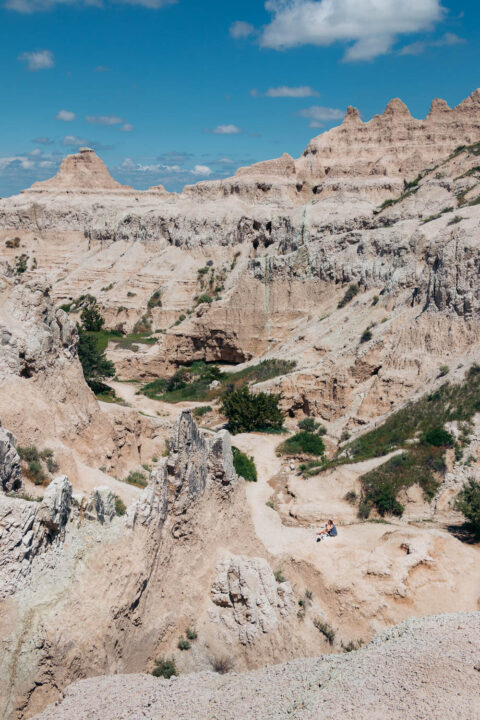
[139,359,296,405]
[447,215,463,226]
[277,431,325,457]
[438,365,449,377]
[232,446,257,481]
[114,495,126,516]
[17,445,58,486]
[298,417,326,434]
[177,637,191,651]
[152,658,177,679]
[341,639,364,653]
[344,490,357,504]
[337,283,359,309]
[196,293,213,305]
[186,627,198,641]
[211,655,233,674]
[376,186,419,213]
[147,289,162,309]
[310,365,480,516]
[313,618,335,645]
[123,471,147,488]
[192,405,212,418]
[274,569,286,583]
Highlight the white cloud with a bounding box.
[120,123,134,132]
[230,21,255,39]
[62,135,88,147]
[18,49,54,71]
[298,105,344,127]
[265,85,320,97]
[399,31,466,56]
[261,0,445,61]
[212,124,242,135]
[7,0,176,11]
[86,115,123,125]
[56,109,76,122]
[190,165,212,177]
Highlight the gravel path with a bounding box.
[34,613,480,720]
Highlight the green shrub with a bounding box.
[344,490,357,505]
[124,471,147,488]
[456,479,480,538]
[77,325,115,392]
[177,637,191,651]
[422,426,455,447]
[278,431,325,457]
[338,283,359,309]
[313,617,335,645]
[114,496,127,516]
[221,386,284,434]
[232,447,257,481]
[186,627,198,641]
[152,658,177,679]
[372,295,379,306]
[298,418,319,432]
[274,569,286,583]
[81,303,105,332]
[147,290,162,309]
[360,328,373,343]
[193,405,212,418]
[438,365,449,377]
[197,294,213,304]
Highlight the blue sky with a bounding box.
[0,0,479,196]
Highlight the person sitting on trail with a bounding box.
[316,519,337,542]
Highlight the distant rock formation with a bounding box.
[27,147,132,193]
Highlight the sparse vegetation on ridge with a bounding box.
[139,359,295,404]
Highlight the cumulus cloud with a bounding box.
[399,31,465,56]
[62,135,113,150]
[211,124,242,135]
[190,165,212,177]
[120,123,134,132]
[298,104,344,127]
[56,109,75,122]
[86,115,123,125]
[230,20,256,39]
[261,0,445,61]
[18,49,54,71]
[7,0,176,12]
[262,85,320,98]
[33,136,54,145]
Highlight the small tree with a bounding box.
[81,303,105,332]
[77,325,115,392]
[456,478,480,538]
[221,386,284,434]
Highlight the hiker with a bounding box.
[316,519,337,542]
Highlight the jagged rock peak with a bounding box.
[343,105,361,124]
[25,147,131,193]
[382,97,412,117]
[428,97,451,116]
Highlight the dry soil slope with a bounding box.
[33,612,480,720]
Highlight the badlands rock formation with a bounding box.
[0,90,479,720]
[33,612,480,720]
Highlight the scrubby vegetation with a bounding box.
[313,617,335,645]
[123,471,148,488]
[152,658,177,679]
[139,359,295,405]
[211,655,233,674]
[221,386,284,434]
[304,365,480,518]
[277,431,325,457]
[274,569,286,583]
[192,405,212,418]
[297,417,326,434]
[337,283,359,309]
[80,300,105,332]
[114,495,127,516]
[17,445,58,486]
[232,446,257,481]
[456,479,480,539]
[177,637,191,651]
